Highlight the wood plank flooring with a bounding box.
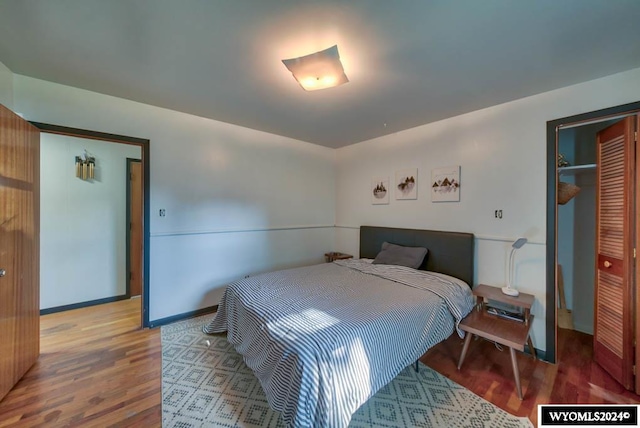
[0,299,161,427]
[421,327,640,426]
[1,300,638,427]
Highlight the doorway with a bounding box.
[547,101,640,389]
[557,119,620,336]
[32,122,151,327]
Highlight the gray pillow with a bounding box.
[372,242,428,269]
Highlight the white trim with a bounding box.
[151,224,334,238]
[475,234,545,245]
[152,225,546,245]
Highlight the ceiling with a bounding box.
[1,1,639,148]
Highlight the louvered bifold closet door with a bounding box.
[594,116,635,390]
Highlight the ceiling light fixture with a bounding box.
[282,45,348,91]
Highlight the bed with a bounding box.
[204,226,475,427]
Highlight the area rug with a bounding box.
[162,315,533,428]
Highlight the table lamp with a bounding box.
[502,237,527,297]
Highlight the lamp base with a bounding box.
[501,286,520,297]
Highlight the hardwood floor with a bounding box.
[1,300,638,427]
[0,299,161,428]
[422,326,640,427]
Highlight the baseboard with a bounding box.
[149,305,218,328]
[40,294,129,315]
[526,344,547,362]
[572,322,593,336]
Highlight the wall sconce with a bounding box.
[75,150,95,180]
[282,45,349,91]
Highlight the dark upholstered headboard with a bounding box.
[360,226,475,287]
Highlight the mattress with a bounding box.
[203,259,474,427]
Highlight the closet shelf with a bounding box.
[558,164,596,176]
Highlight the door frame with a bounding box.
[31,122,151,328]
[546,100,640,364]
[126,158,142,298]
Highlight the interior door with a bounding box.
[0,104,40,401]
[637,114,640,394]
[594,116,636,390]
[128,159,142,297]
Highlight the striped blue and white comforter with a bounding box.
[203,259,474,428]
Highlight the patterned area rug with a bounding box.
[162,315,533,428]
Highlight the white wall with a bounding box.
[40,134,141,309]
[14,75,336,322]
[13,66,640,339]
[335,67,640,352]
[0,61,13,110]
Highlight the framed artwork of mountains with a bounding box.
[372,176,390,204]
[395,168,417,200]
[431,166,460,202]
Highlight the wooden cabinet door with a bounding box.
[0,104,40,401]
[594,116,635,390]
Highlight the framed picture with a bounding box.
[431,165,460,202]
[371,176,389,204]
[395,168,417,200]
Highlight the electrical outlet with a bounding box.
[494,209,503,219]
[159,209,166,217]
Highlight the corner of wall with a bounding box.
[0,61,14,110]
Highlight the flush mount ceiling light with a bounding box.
[282,45,349,91]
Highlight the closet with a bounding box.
[557,120,615,335]
[556,114,638,391]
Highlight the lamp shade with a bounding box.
[282,45,349,91]
[512,237,527,249]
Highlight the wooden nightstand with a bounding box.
[324,252,353,262]
[457,284,536,400]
